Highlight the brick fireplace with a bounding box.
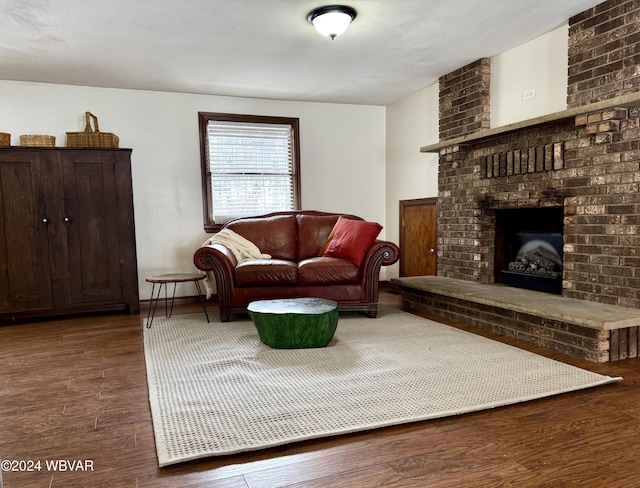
[395,0,640,362]
[435,0,640,310]
[396,104,640,362]
[436,108,639,309]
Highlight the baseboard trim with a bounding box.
[140,281,395,310]
[139,294,218,311]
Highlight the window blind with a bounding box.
[206,121,295,222]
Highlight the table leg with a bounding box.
[146,282,165,328]
[194,280,210,323]
[165,282,178,318]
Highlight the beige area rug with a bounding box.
[143,307,621,467]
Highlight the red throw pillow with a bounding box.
[322,218,383,266]
[318,216,345,255]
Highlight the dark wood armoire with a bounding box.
[0,147,139,322]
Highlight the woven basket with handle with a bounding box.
[66,112,119,148]
[0,132,10,147]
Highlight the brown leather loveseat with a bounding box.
[193,210,399,322]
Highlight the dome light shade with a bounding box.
[307,5,357,40]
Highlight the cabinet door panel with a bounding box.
[60,151,122,304]
[0,153,53,311]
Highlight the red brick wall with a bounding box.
[439,58,490,141]
[568,0,640,108]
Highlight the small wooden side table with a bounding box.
[145,273,210,328]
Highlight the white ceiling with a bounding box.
[0,0,603,106]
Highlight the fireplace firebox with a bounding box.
[494,207,564,295]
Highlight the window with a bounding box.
[198,112,301,232]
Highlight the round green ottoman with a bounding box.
[247,298,338,349]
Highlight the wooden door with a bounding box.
[0,150,53,312]
[399,198,437,277]
[58,150,124,305]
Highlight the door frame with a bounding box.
[399,197,438,277]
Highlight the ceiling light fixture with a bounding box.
[307,5,357,40]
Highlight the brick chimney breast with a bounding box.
[439,58,491,142]
[568,0,640,108]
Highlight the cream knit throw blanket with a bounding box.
[200,228,271,297]
[206,228,271,263]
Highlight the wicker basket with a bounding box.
[66,112,119,148]
[0,132,10,147]
[20,134,56,147]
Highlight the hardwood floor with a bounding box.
[0,291,639,487]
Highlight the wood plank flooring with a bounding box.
[0,291,639,487]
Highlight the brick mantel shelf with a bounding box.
[421,90,640,153]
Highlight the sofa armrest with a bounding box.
[368,240,400,267]
[193,244,238,313]
[359,238,399,289]
[362,240,400,270]
[194,243,238,270]
[350,239,399,318]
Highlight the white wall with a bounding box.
[385,83,439,279]
[0,80,386,298]
[491,24,569,127]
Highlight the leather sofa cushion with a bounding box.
[298,257,360,285]
[235,259,298,286]
[226,215,297,261]
[296,214,340,260]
